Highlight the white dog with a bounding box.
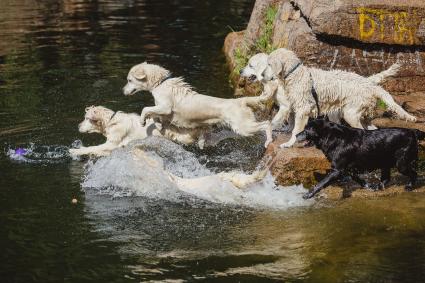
[122,62,273,147]
[261,48,416,148]
[69,106,203,157]
[240,52,402,130]
[132,146,270,190]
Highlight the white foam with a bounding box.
[82,137,313,209]
[6,143,70,164]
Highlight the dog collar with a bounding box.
[157,74,172,86]
[283,62,302,80]
[109,111,118,122]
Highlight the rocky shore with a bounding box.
[223,0,425,198]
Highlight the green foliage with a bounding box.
[377,99,388,110]
[233,47,249,75]
[255,5,278,54]
[232,5,278,76]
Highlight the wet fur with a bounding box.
[241,52,402,130]
[123,62,273,147]
[69,106,203,157]
[132,147,269,190]
[262,48,416,148]
[298,119,425,199]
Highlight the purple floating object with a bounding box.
[15,148,27,155]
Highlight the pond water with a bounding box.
[1,0,425,282]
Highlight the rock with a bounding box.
[223,31,244,72]
[224,0,425,93]
[293,0,425,46]
[321,185,425,200]
[266,134,330,187]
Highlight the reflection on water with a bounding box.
[2,0,425,282]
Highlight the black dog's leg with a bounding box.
[397,159,417,191]
[379,167,391,189]
[303,169,342,199]
[350,173,376,190]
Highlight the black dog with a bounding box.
[296,119,425,199]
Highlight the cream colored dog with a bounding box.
[122,62,273,147]
[241,52,402,130]
[132,147,270,190]
[69,106,203,157]
[261,48,416,148]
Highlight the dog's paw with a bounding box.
[264,139,273,148]
[280,141,294,148]
[405,184,414,191]
[364,183,381,191]
[303,192,315,199]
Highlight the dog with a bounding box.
[69,106,203,157]
[132,146,270,190]
[261,48,416,148]
[296,119,425,199]
[240,52,401,130]
[122,62,273,147]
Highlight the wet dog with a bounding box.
[297,119,425,199]
[132,146,270,190]
[69,106,204,157]
[262,48,416,148]
[122,62,273,147]
[240,52,401,130]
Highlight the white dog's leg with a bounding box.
[197,131,205,149]
[69,142,117,157]
[140,105,171,125]
[263,121,273,148]
[280,113,309,148]
[343,109,364,129]
[272,106,290,130]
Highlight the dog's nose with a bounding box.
[239,69,243,75]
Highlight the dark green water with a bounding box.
[2,1,425,282]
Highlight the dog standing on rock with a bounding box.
[123,62,273,148]
[297,119,425,199]
[261,48,416,148]
[240,52,402,130]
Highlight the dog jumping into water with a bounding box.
[69,106,204,157]
[122,62,273,147]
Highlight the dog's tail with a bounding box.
[374,88,416,122]
[415,129,425,140]
[242,89,274,109]
[367,63,401,84]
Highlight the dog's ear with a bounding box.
[134,68,146,80]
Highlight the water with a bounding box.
[2,1,425,282]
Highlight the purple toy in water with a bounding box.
[15,148,27,155]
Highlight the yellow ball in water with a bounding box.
[71,198,78,204]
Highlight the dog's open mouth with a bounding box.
[127,88,139,96]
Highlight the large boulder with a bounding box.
[271,0,425,93]
[225,0,425,93]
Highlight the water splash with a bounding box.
[6,142,72,164]
[82,137,313,209]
